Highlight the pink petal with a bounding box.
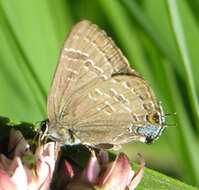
[0,154,11,171]
[64,160,74,179]
[98,153,132,189]
[0,168,17,190]
[128,153,145,190]
[36,142,59,172]
[8,129,30,158]
[97,150,109,166]
[10,157,28,190]
[34,142,59,188]
[37,161,52,190]
[52,159,77,189]
[127,170,135,187]
[0,130,60,190]
[82,151,100,184]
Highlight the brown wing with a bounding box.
[68,74,161,146]
[47,20,138,122]
[47,20,162,147]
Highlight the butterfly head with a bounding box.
[39,120,81,146]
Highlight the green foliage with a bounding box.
[0,0,199,188]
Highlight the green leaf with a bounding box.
[137,166,198,190]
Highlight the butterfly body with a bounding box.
[44,20,166,149]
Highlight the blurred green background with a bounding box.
[0,0,199,188]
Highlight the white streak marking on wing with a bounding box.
[131,88,136,95]
[104,93,111,98]
[112,133,124,142]
[96,107,101,111]
[122,81,130,89]
[105,101,115,111]
[132,113,139,121]
[85,59,95,66]
[82,37,112,67]
[121,104,132,113]
[88,93,97,101]
[111,79,118,84]
[101,74,108,80]
[94,65,104,73]
[120,94,130,105]
[64,48,89,57]
[128,124,133,133]
[110,88,118,95]
[67,78,75,81]
[150,101,155,109]
[66,68,79,75]
[103,110,111,116]
[95,88,103,95]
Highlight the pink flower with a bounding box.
[0,129,144,190]
[59,150,144,190]
[0,129,59,190]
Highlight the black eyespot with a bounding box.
[153,113,160,124]
[146,136,153,144]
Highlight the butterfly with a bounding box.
[41,20,167,149]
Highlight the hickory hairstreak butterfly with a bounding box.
[41,20,167,149]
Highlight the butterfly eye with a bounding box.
[40,119,49,135]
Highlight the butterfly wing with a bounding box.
[47,20,163,147]
[68,73,162,146]
[47,20,135,122]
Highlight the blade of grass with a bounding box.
[121,0,182,75]
[47,1,74,42]
[97,0,155,84]
[0,4,46,117]
[166,0,199,135]
[184,0,199,28]
[164,61,199,186]
[140,34,199,185]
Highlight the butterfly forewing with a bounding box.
[46,20,165,147]
[47,20,134,121]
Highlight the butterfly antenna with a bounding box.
[163,112,177,117]
[163,123,177,127]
